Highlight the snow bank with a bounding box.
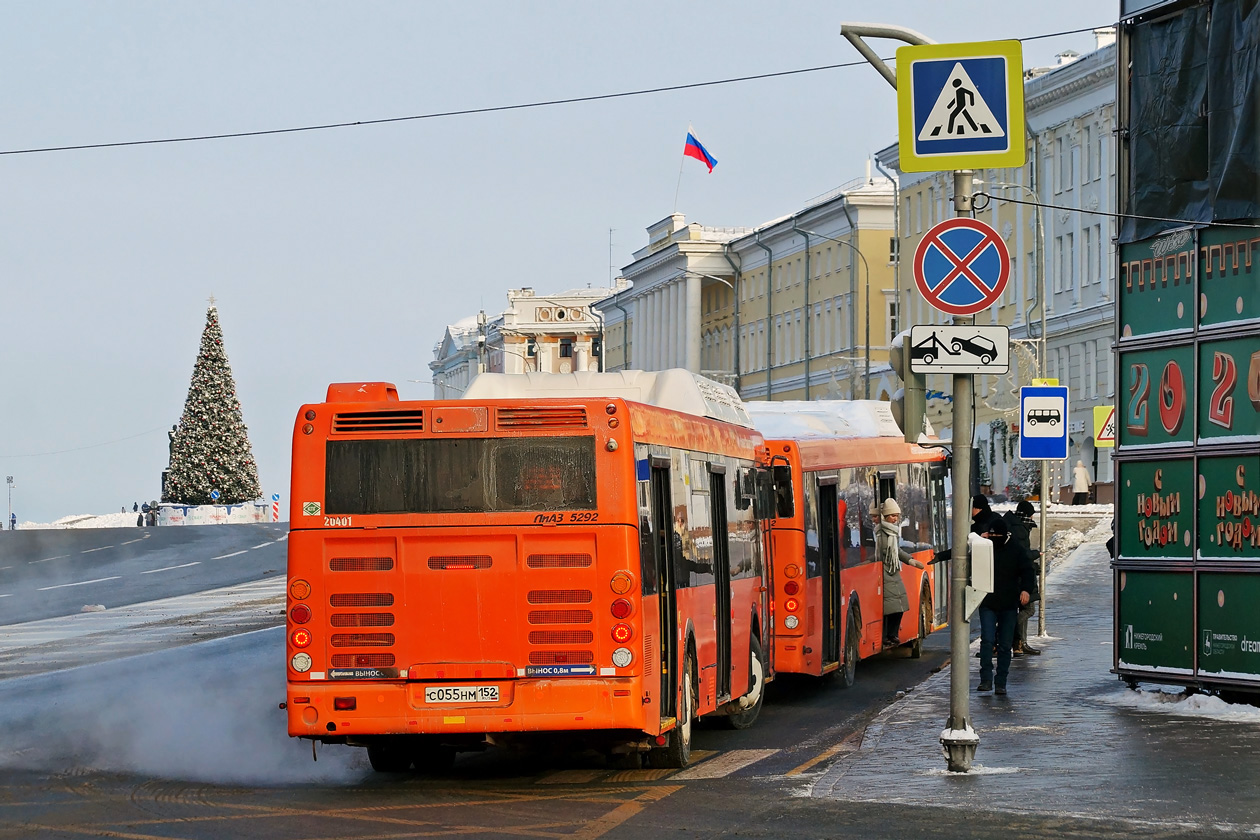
[1102,686,1260,723]
[21,502,277,529]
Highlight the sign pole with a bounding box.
[942,169,978,772]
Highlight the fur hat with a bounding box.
[879,498,902,516]
[1016,500,1036,517]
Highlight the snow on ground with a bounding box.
[19,511,144,530]
[1102,685,1260,723]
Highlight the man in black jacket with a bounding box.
[976,518,1037,695]
[970,493,1000,535]
[1002,500,1042,656]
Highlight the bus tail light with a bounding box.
[290,604,312,624]
[610,572,633,594]
[291,628,313,648]
[784,598,799,613]
[290,579,312,600]
[612,647,633,667]
[783,581,799,596]
[610,599,632,619]
[333,697,357,711]
[612,623,633,643]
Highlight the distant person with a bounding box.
[133,502,139,512]
[1072,461,1092,505]
[137,513,144,527]
[877,498,926,648]
[970,494,999,535]
[8,512,14,531]
[976,518,1036,695]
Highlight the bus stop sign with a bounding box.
[1019,385,1070,460]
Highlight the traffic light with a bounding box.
[888,332,927,445]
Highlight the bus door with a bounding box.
[650,457,679,720]
[708,465,732,699]
[817,477,842,664]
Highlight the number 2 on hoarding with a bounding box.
[1209,351,1237,430]
[1127,363,1149,436]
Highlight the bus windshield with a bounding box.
[324,436,597,514]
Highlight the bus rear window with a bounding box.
[325,436,597,514]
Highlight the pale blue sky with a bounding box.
[0,2,1114,522]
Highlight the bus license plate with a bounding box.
[424,685,499,704]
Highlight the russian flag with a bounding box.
[683,132,717,173]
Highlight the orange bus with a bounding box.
[745,401,949,686]
[285,370,773,771]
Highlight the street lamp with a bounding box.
[6,476,12,531]
[799,230,871,399]
[975,179,1050,637]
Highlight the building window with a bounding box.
[887,297,900,341]
[1083,227,1093,286]
[559,338,573,359]
[1066,232,1076,291]
[1053,236,1064,293]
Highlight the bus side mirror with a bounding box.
[772,464,795,519]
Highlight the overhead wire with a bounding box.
[0,25,1109,157]
[975,192,1260,231]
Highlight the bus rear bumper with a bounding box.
[286,678,653,739]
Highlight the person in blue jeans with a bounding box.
[977,518,1036,695]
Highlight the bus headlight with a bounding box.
[784,615,800,630]
[612,647,633,668]
[291,652,313,672]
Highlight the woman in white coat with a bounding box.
[1072,460,1092,505]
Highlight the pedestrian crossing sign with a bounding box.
[896,40,1026,173]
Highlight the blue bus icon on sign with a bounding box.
[911,56,1011,157]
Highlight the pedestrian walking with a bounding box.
[1072,460,1092,505]
[1003,500,1042,656]
[876,498,926,648]
[970,493,999,535]
[8,512,14,531]
[976,518,1037,695]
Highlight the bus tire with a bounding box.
[367,743,412,773]
[909,591,930,659]
[840,611,859,689]
[720,635,765,730]
[656,652,696,768]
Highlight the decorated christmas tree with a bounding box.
[162,300,262,506]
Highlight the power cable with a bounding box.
[0,25,1109,157]
[975,192,1260,231]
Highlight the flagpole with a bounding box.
[675,122,693,212]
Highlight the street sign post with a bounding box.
[1019,385,1070,460]
[896,40,1026,173]
[913,217,1010,316]
[909,324,1009,375]
[1094,405,1116,448]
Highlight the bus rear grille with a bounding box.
[528,609,593,625]
[332,410,424,433]
[330,557,394,571]
[526,554,592,568]
[644,636,653,676]
[331,653,395,668]
[428,555,492,570]
[497,407,588,428]
[331,613,395,627]
[528,651,595,665]
[527,589,593,604]
[529,630,594,645]
[330,593,394,607]
[331,633,395,647]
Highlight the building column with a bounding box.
[685,273,701,372]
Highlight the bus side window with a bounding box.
[735,468,754,511]
[773,464,795,518]
[755,469,775,520]
[929,461,949,552]
[637,483,659,595]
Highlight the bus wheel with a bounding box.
[721,635,765,730]
[656,653,696,768]
[367,743,412,773]
[909,594,930,659]
[840,613,859,689]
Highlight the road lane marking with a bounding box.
[141,561,202,575]
[571,785,681,840]
[119,538,144,545]
[37,576,122,591]
[784,731,863,777]
[0,566,11,571]
[30,555,68,564]
[251,543,272,549]
[211,550,249,559]
[277,533,289,541]
[0,593,11,598]
[80,546,115,554]
[671,748,779,780]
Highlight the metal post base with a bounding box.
[940,724,979,773]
